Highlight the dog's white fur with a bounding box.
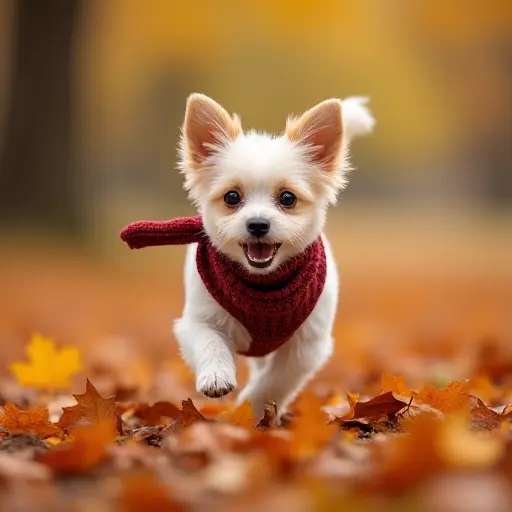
[173,94,374,420]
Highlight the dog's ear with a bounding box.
[182,94,242,167]
[286,99,343,172]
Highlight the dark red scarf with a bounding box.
[120,216,327,357]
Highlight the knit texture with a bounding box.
[120,216,327,357]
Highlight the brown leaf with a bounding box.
[39,420,116,475]
[257,402,278,429]
[0,401,63,439]
[416,381,470,413]
[133,401,181,426]
[180,399,206,427]
[160,399,208,436]
[58,378,122,434]
[470,396,503,430]
[352,392,408,420]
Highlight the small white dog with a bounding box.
[122,93,374,421]
[170,93,374,421]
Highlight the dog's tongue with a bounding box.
[247,242,274,261]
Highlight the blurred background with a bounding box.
[0,0,510,391]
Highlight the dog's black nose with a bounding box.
[246,217,270,237]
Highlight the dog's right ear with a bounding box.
[181,94,242,168]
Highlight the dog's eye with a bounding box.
[224,190,241,207]
[279,191,297,208]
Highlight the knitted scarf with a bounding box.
[120,216,327,357]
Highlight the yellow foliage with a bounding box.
[9,334,83,390]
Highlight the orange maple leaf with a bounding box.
[381,373,414,397]
[58,379,122,434]
[416,381,470,413]
[224,401,255,428]
[40,420,116,475]
[0,401,63,439]
[290,394,337,460]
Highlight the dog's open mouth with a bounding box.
[242,242,281,268]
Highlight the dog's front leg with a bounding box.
[237,334,333,421]
[174,319,237,398]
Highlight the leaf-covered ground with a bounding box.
[0,233,510,512]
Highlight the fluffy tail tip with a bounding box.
[341,96,375,141]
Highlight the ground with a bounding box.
[0,211,510,511]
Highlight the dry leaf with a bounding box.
[224,401,255,429]
[180,399,207,428]
[416,381,470,413]
[435,415,504,469]
[9,334,82,390]
[352,392,408,420]
[39,421,116,475]
[381,373,414,397]
[369,414,444,493]
[0,401,63,439]
[469,396,504,430]
[290,394,337,460]
[132,401,181,426]
[257,402,278,429]
[323,392,359,421]
[58,378,122,434]
[469,374,499,405]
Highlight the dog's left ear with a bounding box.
[285,99,343,172]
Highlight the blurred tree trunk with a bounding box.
[0,0,83,235]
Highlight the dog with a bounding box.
[168,93,375,421]
[120,93,374,422]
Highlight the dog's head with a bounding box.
[178,94,374,273]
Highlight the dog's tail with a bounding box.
[341,96,375,142]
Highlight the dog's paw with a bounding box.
[196,371,237,398]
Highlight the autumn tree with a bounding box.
[0,0,84,235]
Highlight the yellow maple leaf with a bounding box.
[9,334,83,390]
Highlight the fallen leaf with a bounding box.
[352,392,408,420]
[290,394,337,460]
[58,379,122,434]
[381,373,414,397]
[323,392,359,421]
[435,415,504,468]
[39,420,116,475]
[180,399,207,428]
[0,401,63,439]
[257,402,278,429]
[469,374,500,405]
[368,414,444,493]
[470,396,504,430]
[9,334,82,390]
[132,401,181,426]
[223,401,255,428]
[416,381,470,413]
